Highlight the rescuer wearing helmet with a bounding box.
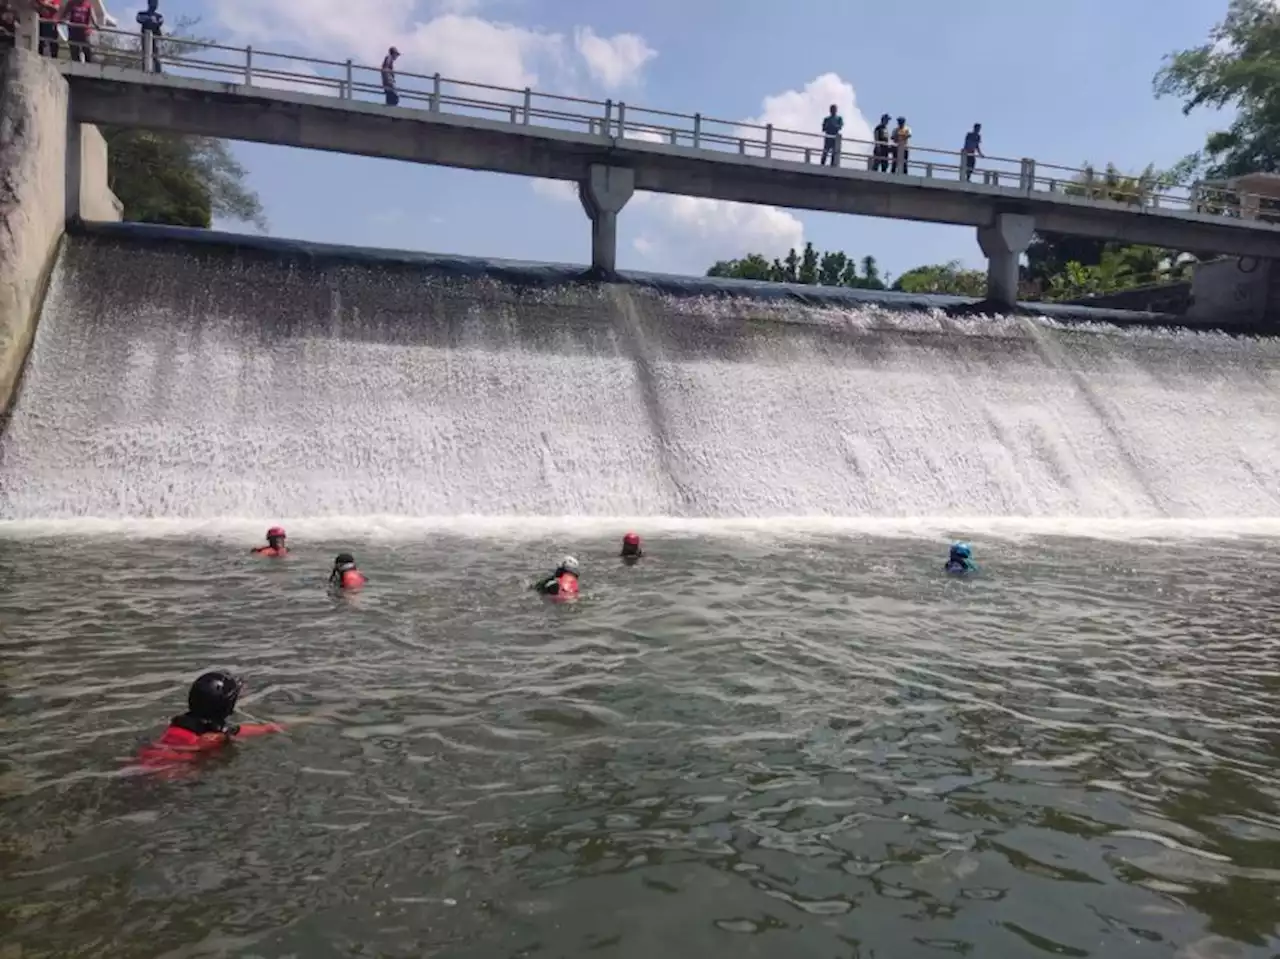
[944,542,977,575]
[329,553,366,590]
[620,532,643,563]
[136,671,282,767]
[532,555,580,599]
[252,527,289,557]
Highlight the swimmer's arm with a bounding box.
[233,722,285,738]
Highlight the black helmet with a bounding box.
[188,671,242,723]
[334,552,355,568]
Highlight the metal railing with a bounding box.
[14,18,1277,223]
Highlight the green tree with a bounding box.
[96,19,265,229]
[892,260,987,297]
[818,250,849,286]
[705,247,888,289]
[707,253,776,281]
[798,241,819,284]
[1154,0,1280,179]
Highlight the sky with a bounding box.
[119,0,1234,281]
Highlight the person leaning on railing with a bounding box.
[35,0,60,57]
[136,0,162,72]
[61,0,96,62]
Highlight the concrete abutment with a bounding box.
[978,212,1035,308]
[0,47,121,415]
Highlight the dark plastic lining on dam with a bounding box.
[69,221,1196,331]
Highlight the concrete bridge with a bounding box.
[15,16,1280,305]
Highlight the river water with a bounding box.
[2,525,1279,958]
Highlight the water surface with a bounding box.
[2,529,1278,957]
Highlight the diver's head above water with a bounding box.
[949,542,972,563]
[188,671,243,725]
[556,555,580,578]
[333,552,357,574]
[620,532,643,558]
[266,526,287,550]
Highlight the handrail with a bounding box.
[22,19,1275,221]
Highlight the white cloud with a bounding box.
[573,27,657,90]
[740,72,874,161]
[214,3,655,98]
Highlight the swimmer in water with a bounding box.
[944,542,977,575]
[620,532,643,564]
[329,552,367,591]
[532,555,580,599]
[136,671,282,768]
[252,527,288,557]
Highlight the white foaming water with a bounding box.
[3,234,1280,523]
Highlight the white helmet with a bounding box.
[558,555,580,577]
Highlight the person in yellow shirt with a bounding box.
[892,117,911,174]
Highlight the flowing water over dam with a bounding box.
[3,229,1280,957]
[4,229,1280,521]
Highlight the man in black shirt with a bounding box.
[872,113,890,173]
[137,0,163,72]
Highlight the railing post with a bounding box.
[832,134,841,168]
[738,138,746,155]
[804,148,812,164]
[431,73,441,112]
[1019,158,1035,192]
[142,29,154,73]
[522,87,532,124]
[603,99,613,136]
[344,59,353,99]
[925,162,934,178]
[669,130,678,145]
[692,113,702,149]
[509,105,517,123]
[1190,181,1202,213]
[617,102,626,138]
[765,123,773,159]
[244,46,254,85]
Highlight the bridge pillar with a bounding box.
[977,213,1035,307]
[579,164,634,276]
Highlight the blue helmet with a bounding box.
[950,542,972,560]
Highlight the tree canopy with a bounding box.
[1154,0,1280,180]
[96,19,265,229]
[708,243,887,289]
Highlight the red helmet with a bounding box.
[267,527,286,539]
[623,532,640,546]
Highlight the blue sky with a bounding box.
[121,0,1230,280]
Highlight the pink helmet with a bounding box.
[267,526,286,539]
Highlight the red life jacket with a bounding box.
[66,2,93,26]
[340,569,366,590]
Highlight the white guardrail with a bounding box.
[5,18,1274,221]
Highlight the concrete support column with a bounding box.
[66,119,83,224]
[977,213,1034,307]
[16,3,38,50]
[578,164,634,275]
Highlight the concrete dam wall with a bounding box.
[4,226,1280,521]
[0,47,120,416]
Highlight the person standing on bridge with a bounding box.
[891,116,911,175]
[871,114,891,173]
[136,0,163,73]
[820,104,843,166]
[35,0,60,58]
[381,46,400,106]
[961,123,983,181]
[61,0,97,63]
